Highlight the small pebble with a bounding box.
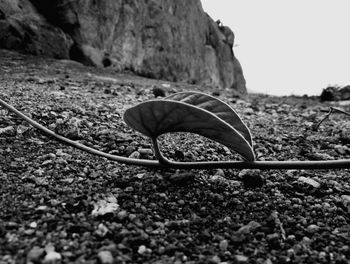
[302,236,311,244]
[239,169,265,188]
[243,107,254,115]
[152,87,166,97]
[97,250,114,264]
[318,251,327,261]
[24,229,35,235]
[307,152,334,160]
[219,239,228,251]
[169,172,195,184]
[136,173,145,179]
[125,186,134,192]
[266,233,281,249]
[29,222,37,228]
[286,248,295,257]
[237,221,261,234]
[27,246,44,263]
[138,148,153,156]
[43,251,61,264]
[174,150,185,160]
[46,153,57,160]
[128,213,137,221]
[297,176,320,188]
[286,235,296,244]
[95,223,109,237]
[137,245,152,255]
[125,146,135,156]
[158,246,165,254]
[264,259,273,264]
[341,195,350,213]
[178,199,185,205]
[306,224,320,233]
[339,245,350,254]
[129,151,140,159]
[334,145,348,155]
[222,146,232,155]
[210,255,221,263]
[214,169,225,177]
[117,210,128,221]
[138,245,147,255]
[0,126,16,136]
[233,254,249,264]
[36,205,49,212]
[212,90,220,96]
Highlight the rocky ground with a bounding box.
[1,49,350,264]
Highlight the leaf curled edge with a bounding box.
[165,91,253,146]
[123,93,255,161]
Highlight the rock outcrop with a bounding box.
[0,0,246,94]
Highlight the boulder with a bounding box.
[0,0,247,94]
[320,86,339,102]
[320,86,350,101]
[340,85,350,100]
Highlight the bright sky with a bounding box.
[201,0,350,96]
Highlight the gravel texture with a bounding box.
[1,49,350,264]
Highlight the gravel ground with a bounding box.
[1,49,350,264]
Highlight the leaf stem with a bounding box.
[151,137,171,166]
[2,97,350,170]
[153,157,350,170]
[332,107,350,116]
[150,136,348,169]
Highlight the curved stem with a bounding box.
[314,107,333,131]
[315,107,350,131]
[0,97,162,168]
[2,97,350,170]
[150,134,350,170]
[151,137,171,166]
[154,156,350,170]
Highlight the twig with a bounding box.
[314,107,333,131]
[314,107,350,131]
[333,107,350,116]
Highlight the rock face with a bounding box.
[0,0,247,94]
[0,0,73,58]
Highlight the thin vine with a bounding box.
[1,96,350,170]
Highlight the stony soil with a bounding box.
[1,49,350,264]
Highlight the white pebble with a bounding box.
[43,251,61,264]
[138,245,147,255]
[233,254,249,263]
[219,239,228,251]
[98,250,114,264]
[307,224,320,233]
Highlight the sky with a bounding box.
[201,0,350,96]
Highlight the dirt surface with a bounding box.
[1,49,350,264]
